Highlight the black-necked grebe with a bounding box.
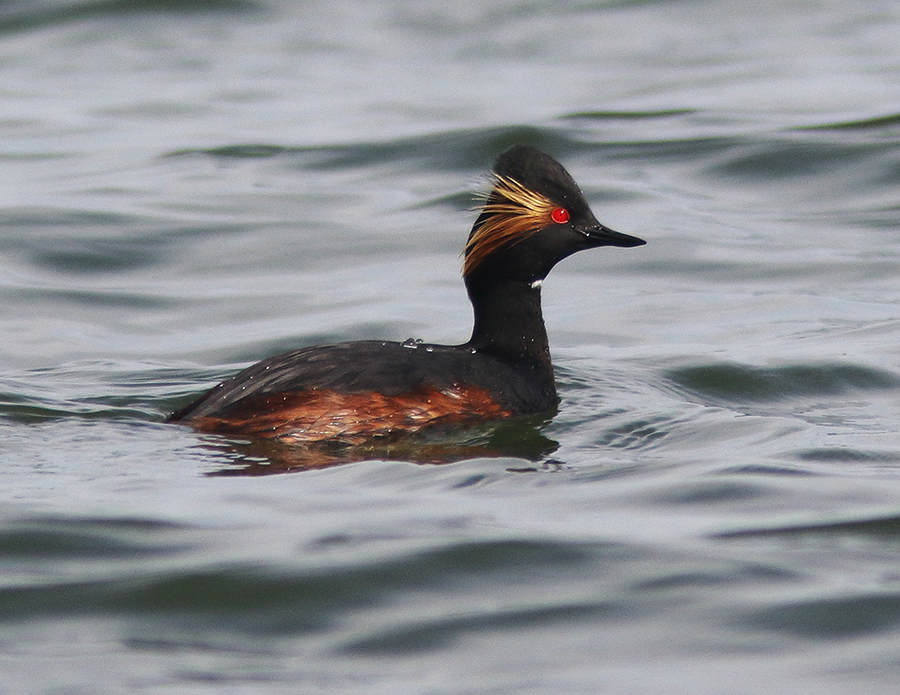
[168,145,645,444]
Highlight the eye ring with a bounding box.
[550,207,570,224]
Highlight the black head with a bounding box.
[464,145,645,284]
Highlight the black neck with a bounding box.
[464,278,551,366]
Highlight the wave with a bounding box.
[0,0,260,35]
[667,362,900,404]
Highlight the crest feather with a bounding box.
[463,175,555,276]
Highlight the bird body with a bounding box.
[168,145,645,443]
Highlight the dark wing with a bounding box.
[170,341,426,421]
[169,340,557,423]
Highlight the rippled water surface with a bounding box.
[3,0,900,692]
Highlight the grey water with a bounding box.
[2,0,900,692]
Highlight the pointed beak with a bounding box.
[576,223,646,248]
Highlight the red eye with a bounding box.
[550,207,570,224]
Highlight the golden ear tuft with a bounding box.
[463,176,555,276]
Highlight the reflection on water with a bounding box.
[198,416,560,475]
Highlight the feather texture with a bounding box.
[464,175,556,276]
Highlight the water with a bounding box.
[2,0,900,692]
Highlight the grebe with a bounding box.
[168,145,645,444]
